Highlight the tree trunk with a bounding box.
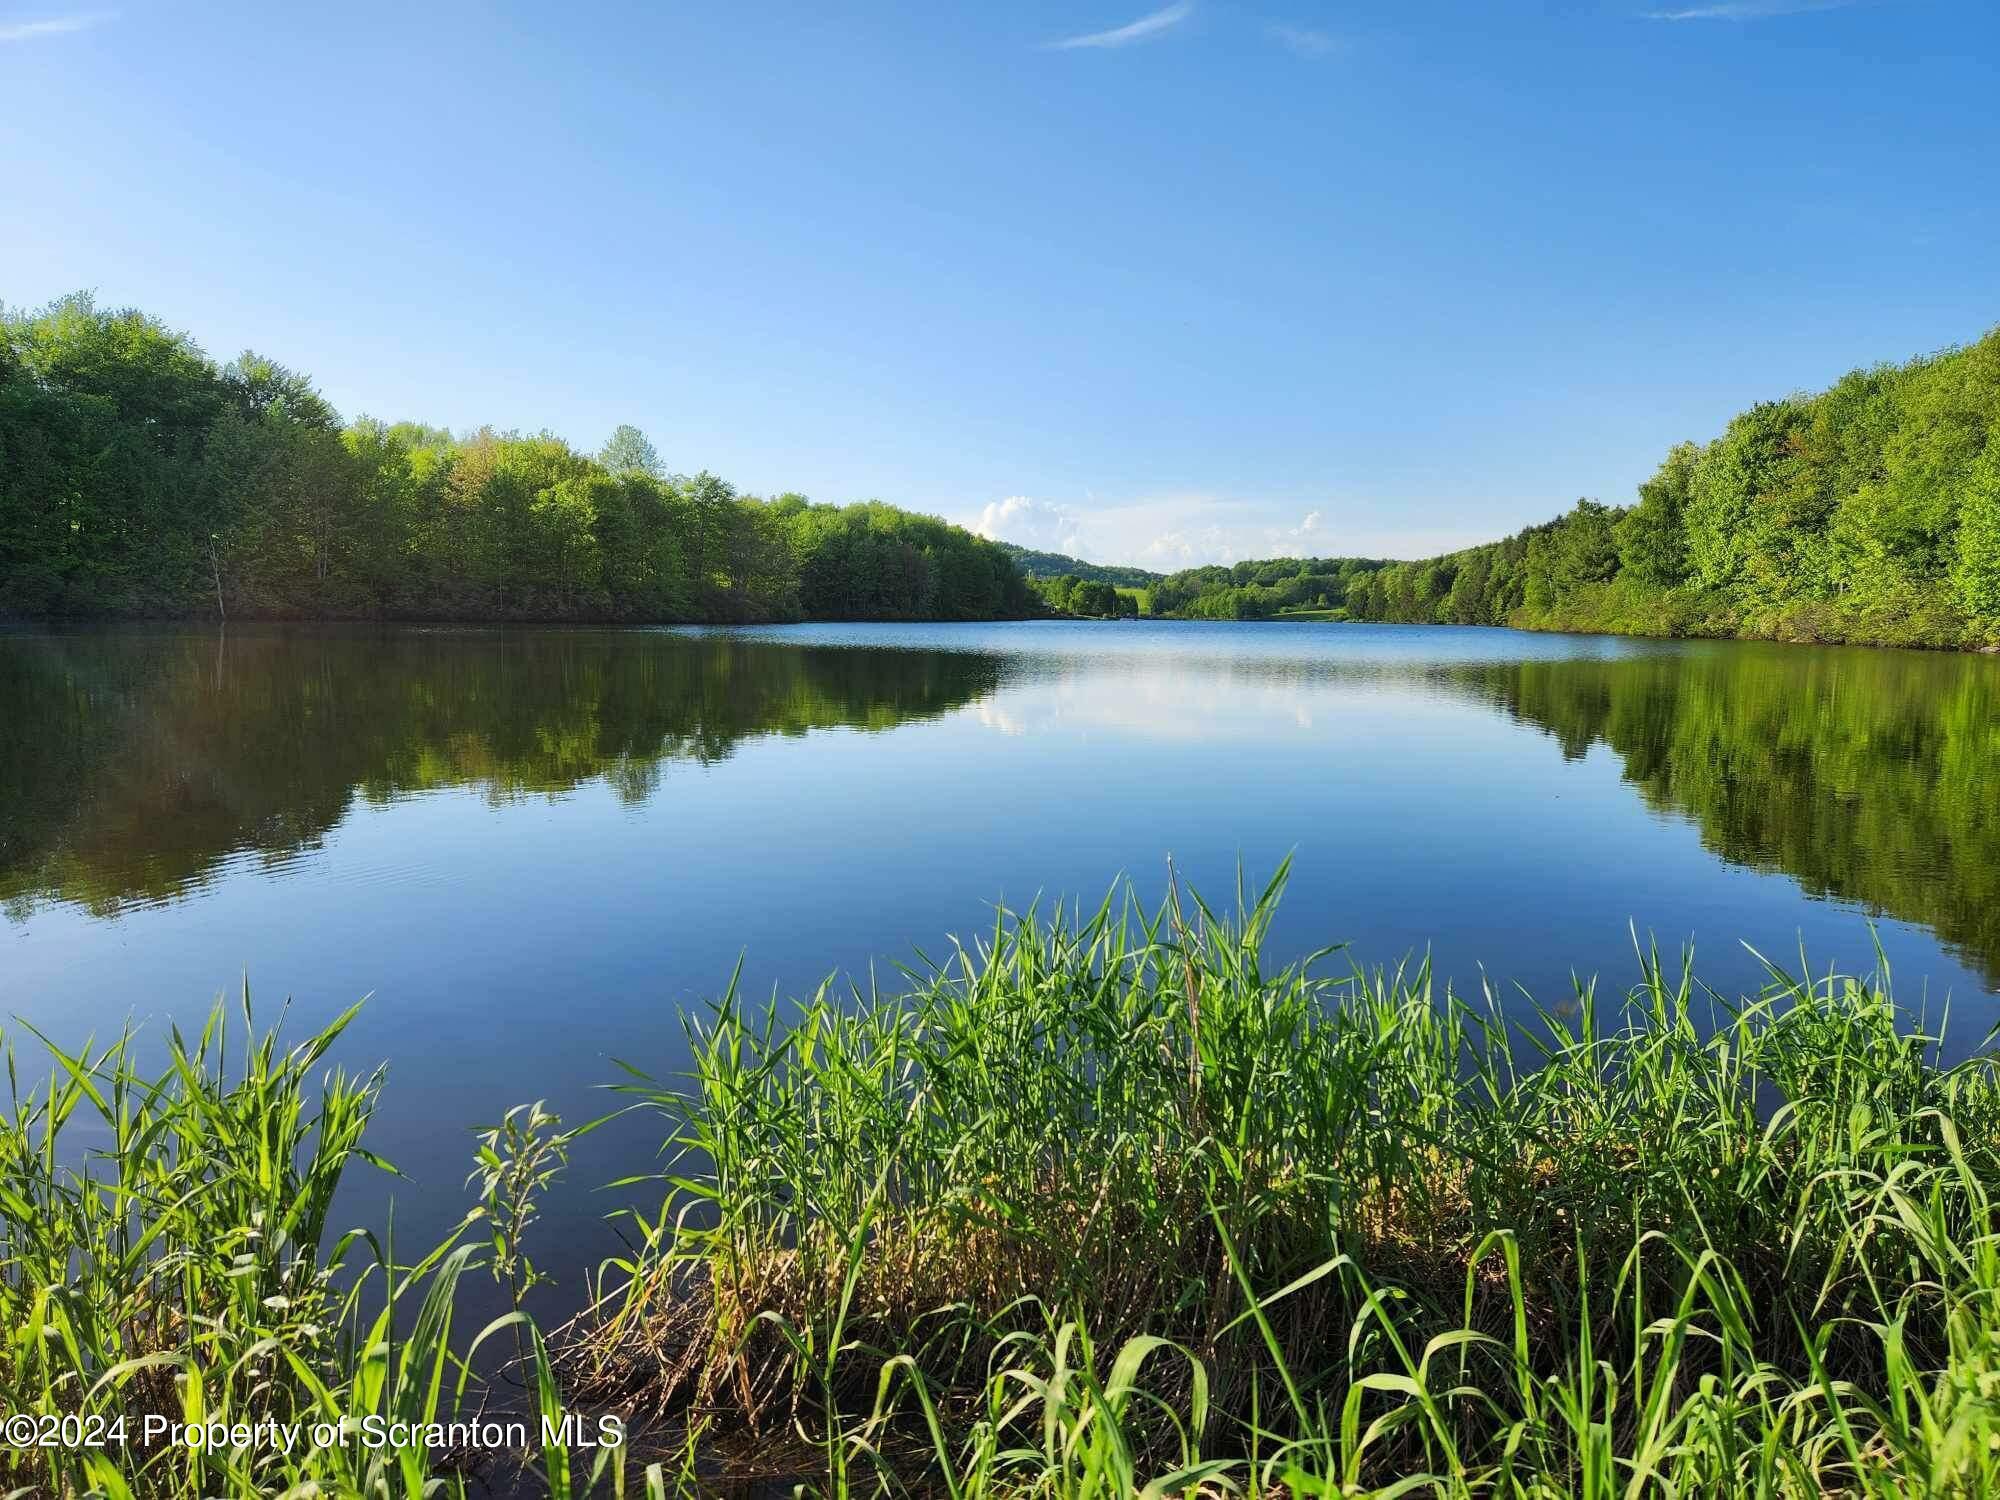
[209,538,227,623]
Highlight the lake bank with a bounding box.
[1446,605,2000,653]
[14,601,2000,653]
[11,879,2000,1496]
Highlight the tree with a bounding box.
[1685,403,1799,590]
[224,352,340,431]
[1414,559,1456,621]
[1038,574,1077,612]
[1551,500,1621,593]
[598,424,663,479]
[1955,444,2000,622]
[1522,533,1556,611]
[1445,550,1491,624]
[1616,444,1694,588]
[681,470,736,598]
[1070,579,1119,616]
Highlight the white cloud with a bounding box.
[1643,0,1864,19]
[971,495,1087,556]
[1266,22,1342,56]
[963,662,1463,746]
[0,11,111,42]
[963,491,1487,570]
[1047,1,1194,50]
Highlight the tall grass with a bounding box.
[0,993,666,1499]
[13,875,2000,1495]
[571,866,2000,1495]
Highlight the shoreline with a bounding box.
[10,877,2000,1494]
[11,608,2000,653]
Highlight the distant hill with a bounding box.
[999,544,1162,587]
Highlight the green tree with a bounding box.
[1037,574,1078,612]
[682,470,737,600]
[1685,403,1799,590]
[1954,444,2000,622]
[1616,444,1694,588]
[1551,500,1621,593]
[598,424,663,479]
[1445,550,1491,624]
[1522,534,1556,611]
[1070,580,1119,616]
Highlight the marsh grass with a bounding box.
[0,993,672,1500]
[569,865,2000,1495]
[13,873,2000,1496]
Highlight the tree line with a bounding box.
[1026,573,1141,617]
[1342,327,2000,647]
[0,295,1034,623]
[1134,326,2000,647]
[1147,556,1389,619]
[1000,544,1161,590]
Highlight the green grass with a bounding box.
[0,994,672,1499]
[14,871,2000,1495]
[572,866,2000,1496]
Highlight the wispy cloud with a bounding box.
[1643,0,1864,19]
[1266,22,1342,57]
[0,10,111,42]
[1047,1,1194,51]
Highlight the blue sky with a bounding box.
[4,1,1996,567]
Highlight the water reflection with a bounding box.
[2,625,1997,986]
[0,627,1003,918]
[1450,645,2000,984]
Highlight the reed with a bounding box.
[571,865,2000,1495]
[0,992,661,1499]
[13,872,2000,1495]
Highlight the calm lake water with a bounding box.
[4,621,1998,1296]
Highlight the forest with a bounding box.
[1146,554,1387,618]
[12,295,1995,647]
[1148,327,2000,648]
[0,295,1034,623]
[1023,572,1141,616]
[999,543,1161,588]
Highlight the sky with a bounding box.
[3,1,1997,569]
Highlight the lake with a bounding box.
[4,620,1997,1296]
